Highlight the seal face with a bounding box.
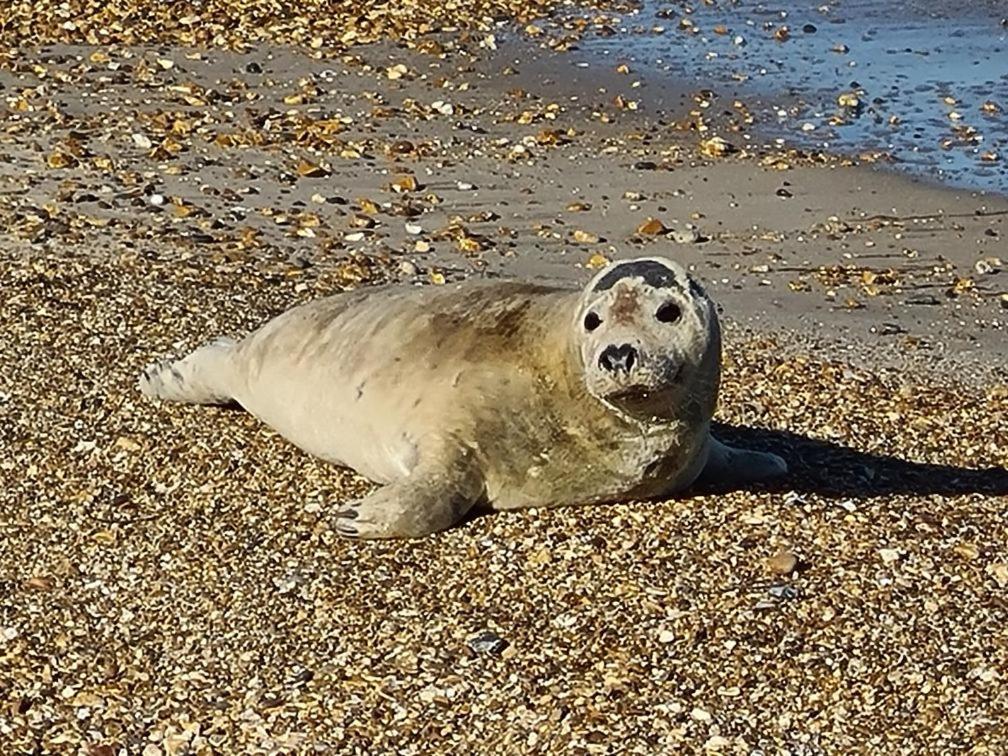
[138,255,785,539]
[575,257,719,420]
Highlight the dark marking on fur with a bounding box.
[488,298,532,339]
[170,366,184,383]
[609,285,641,324]
[594,260,679,291]
[687,275,706,299]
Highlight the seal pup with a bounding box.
[139,256,786,538]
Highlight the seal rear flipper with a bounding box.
[138,337,239,405]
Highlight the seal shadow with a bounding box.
[702,421,1008,498]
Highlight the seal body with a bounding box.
[140,257,785,538]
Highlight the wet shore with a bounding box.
[573,0,1008,195]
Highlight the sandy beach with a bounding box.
[2,3,1007,753]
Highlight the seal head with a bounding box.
[574,256,720,419]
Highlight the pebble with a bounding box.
[691,707,712,722]
[671,228,700,244]
[766,549,798,575]
[467,630,508,656]
[768,585,799,600]
[879,548,901,564]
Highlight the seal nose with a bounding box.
[598,343,637,374]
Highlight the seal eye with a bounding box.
[583,312,602,332]
[655,302,681,324]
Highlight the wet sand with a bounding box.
[1,13,1007,756]
[574,0,1008,194]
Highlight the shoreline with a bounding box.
[3,39,1005,370]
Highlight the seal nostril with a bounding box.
[599,344,637,373]
[599,349,614,372]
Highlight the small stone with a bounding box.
[24,576,54,591]
[705,735,731,750]
[467,630,508,655]
[699,136,734,157]
[132,133,152,149]
[766,549,798,576]
[390,174,418,193]
[637,217,667,236]
[974,257,1002,275]
[953,543,979,561]
[691,707,712,722]
[988,563,1008,586]
[148,193,165,206]
[671,228,699,244]
[399,261,419,276]
[632,160,658,170]
[879,548,901,564]
[768,585,799,600]
[657,629,675,643]
[837,92,861,110]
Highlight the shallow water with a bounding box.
[579,0,1008,195]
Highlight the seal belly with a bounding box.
[228,299,421,483]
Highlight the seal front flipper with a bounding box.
[334,444,485,539]
[695,436,787,489]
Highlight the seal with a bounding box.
[139,256,786,538]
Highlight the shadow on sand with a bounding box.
[707,422,1008,498]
